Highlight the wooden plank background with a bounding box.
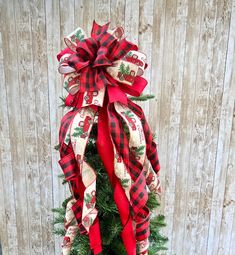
[0,0,235,254]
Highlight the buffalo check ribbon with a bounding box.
[57,21,161,255]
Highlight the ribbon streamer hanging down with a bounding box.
[57,21,161,255]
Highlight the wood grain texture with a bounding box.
[0,30,15,255]
[14,0,44,253]
[0,0,30,254]
[0,0,235,254]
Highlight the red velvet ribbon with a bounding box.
[97,98,137,255]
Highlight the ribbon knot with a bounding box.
[67,35,114,92]
[69,37,113,70]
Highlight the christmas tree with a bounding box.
[53,94,168,255]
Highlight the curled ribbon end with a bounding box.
[91,20,110,37]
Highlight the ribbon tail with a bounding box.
[69,108,102,254]
[96,102,136,255]
[128,100,161,174]
[89,218,102,255]
[113,102,150,254]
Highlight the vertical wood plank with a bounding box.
[182,0,218,253]
[227,5,235,255]
[229,212,235,255]
[29,0,54,254]
[219,107,235,255]
[125,0,139,45]
[94,0,110,24]
[166,0,189,254]
[82,0,95,34]
[0,1,30,254]
[74,0,84,26]
[149,0,166,133]
[220,2,235,253]
[110,0,126,27]
[45,0,63,254]
[206,0,235,253]
[149,0,166,223]
[14,0,45,253]
[170,1,202,254]
[0,31,11,255]
[157,0,177,251]
[0,161,8,255]
[196,0,232,254]
[60,0,75,47]
[162,1,188,253]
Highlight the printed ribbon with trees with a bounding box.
[57,21,161,255]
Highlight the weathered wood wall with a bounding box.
[0,0,235,254]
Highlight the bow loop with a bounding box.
[111,38,138,61]
[76,38,98,60]
[67,54,89,73]
[91,20,110,38]
[64,27,87,51]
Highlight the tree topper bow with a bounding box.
[57,21,161,255]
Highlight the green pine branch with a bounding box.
[54,143,61,151]
[129,94,155,102]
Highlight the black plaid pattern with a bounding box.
[107,103,150,241]
[65,21,137,94]
[72,199,87,234]
[128,100,161,174]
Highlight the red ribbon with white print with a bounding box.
[57,21,161,255]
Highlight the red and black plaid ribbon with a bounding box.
[128,99,161,174]
[107,103,150,241]
[58,109,88,235]
[66,21,137,93]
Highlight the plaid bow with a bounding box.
[65,21,137,92]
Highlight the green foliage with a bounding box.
[119,62,125,74]
[129,94,155,102]
[120,178,130,188]
[124,110,134,118]
[59,96,66,108]
[75,29,85,42]
[70,234,90,255]
[64,81,69,92]
[53,227,66,237]
[54,143,61,151]
[146,192,160,210]
[57,173,67,185]
[134,145,145,156]
[72,127,84,137]
[125,64,130,75]
[59,95,73,109]
[149,216,169,255]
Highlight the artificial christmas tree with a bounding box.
[53,21,168,255]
